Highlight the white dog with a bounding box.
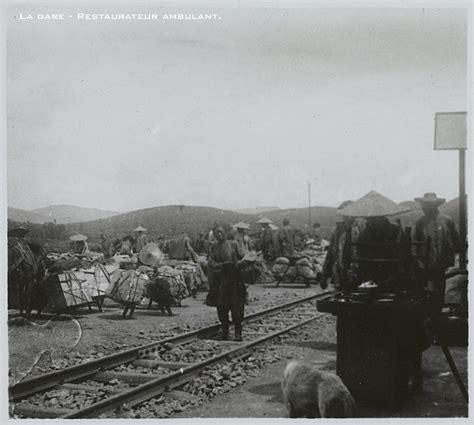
[281,361,356,418]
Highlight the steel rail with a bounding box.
[10,290,333,401]
[61,313,327,418]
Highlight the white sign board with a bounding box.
[434,112,467,150]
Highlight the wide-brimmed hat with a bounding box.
[232,221,251,230]
[134,226,147,232]
[414,192,446,206]
[337,191,411,218]
[69,233,88,242]
[8,227,29,238]
[257,216,273,224]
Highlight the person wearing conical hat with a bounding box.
[258,216,278,260]
[338,191,408,284]
[321,201,359,290]
[70,234,90,255]
[278,218,295,257]
[414,193,459,315]
[133,226,148,254]
[233,222,251,257]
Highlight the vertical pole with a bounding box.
[308,182,312,229]
[459,149,467,269]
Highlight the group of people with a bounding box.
[99,226,157,258]
[321,191,460,306]
[71,192,461,346]
[320,191,461,392]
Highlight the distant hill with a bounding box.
[7,207,49,224]
[66,205,255,239]
[8,205,120,224]
[232,206,280,215]
[64,204,340,241]
[11,197,463,243]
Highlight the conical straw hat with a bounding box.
[134,226,147,232]
[257,216,273,224]
[337,191,411,217]
[232,221,251,230]
[69,233,88,241]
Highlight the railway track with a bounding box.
[10,290,333,419]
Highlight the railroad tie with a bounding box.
[92,371,157,386]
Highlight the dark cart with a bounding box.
[317,292,430,406]
[315,227,434,406]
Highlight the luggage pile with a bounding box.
[153,265,189,304]
[295,257,318,279]
[44,252,116,312]
[46,252,105,273]
[45,271,94,311]
[105,268,150,305]
[271,245,326,284]
[272,257,290,278]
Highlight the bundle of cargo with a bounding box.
[445,268,468,309]
[174,263,198,297]
[295,257,317,279]
[105,269,149,305]
[46,252,106,273]
[76,251,105,269]
[46,271,94,312]
[46,254,82,274]
[272,257,290,278]
[155,265,188,305]
[145,277,174,314]
[167,260,207,287]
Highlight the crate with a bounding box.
[47,272,93,311]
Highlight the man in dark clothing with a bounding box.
[258,217,278,261]
[100,234,114,258]
[279,218,295,257]
[208,227,246,341]
[357,216,403,283]
[321,201,358,289]
[414,193,459,318]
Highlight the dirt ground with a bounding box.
[8,284,468,418]
[175,319,468,419]
[8,284,323,382]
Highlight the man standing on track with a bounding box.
[208,227,246,341]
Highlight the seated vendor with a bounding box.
[357,216,403,283]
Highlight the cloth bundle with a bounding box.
[272,257,290,277]
[106,269,149,305]
[155,265,189,302]
[295,257,317,279]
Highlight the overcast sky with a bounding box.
[6,3,467,212]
